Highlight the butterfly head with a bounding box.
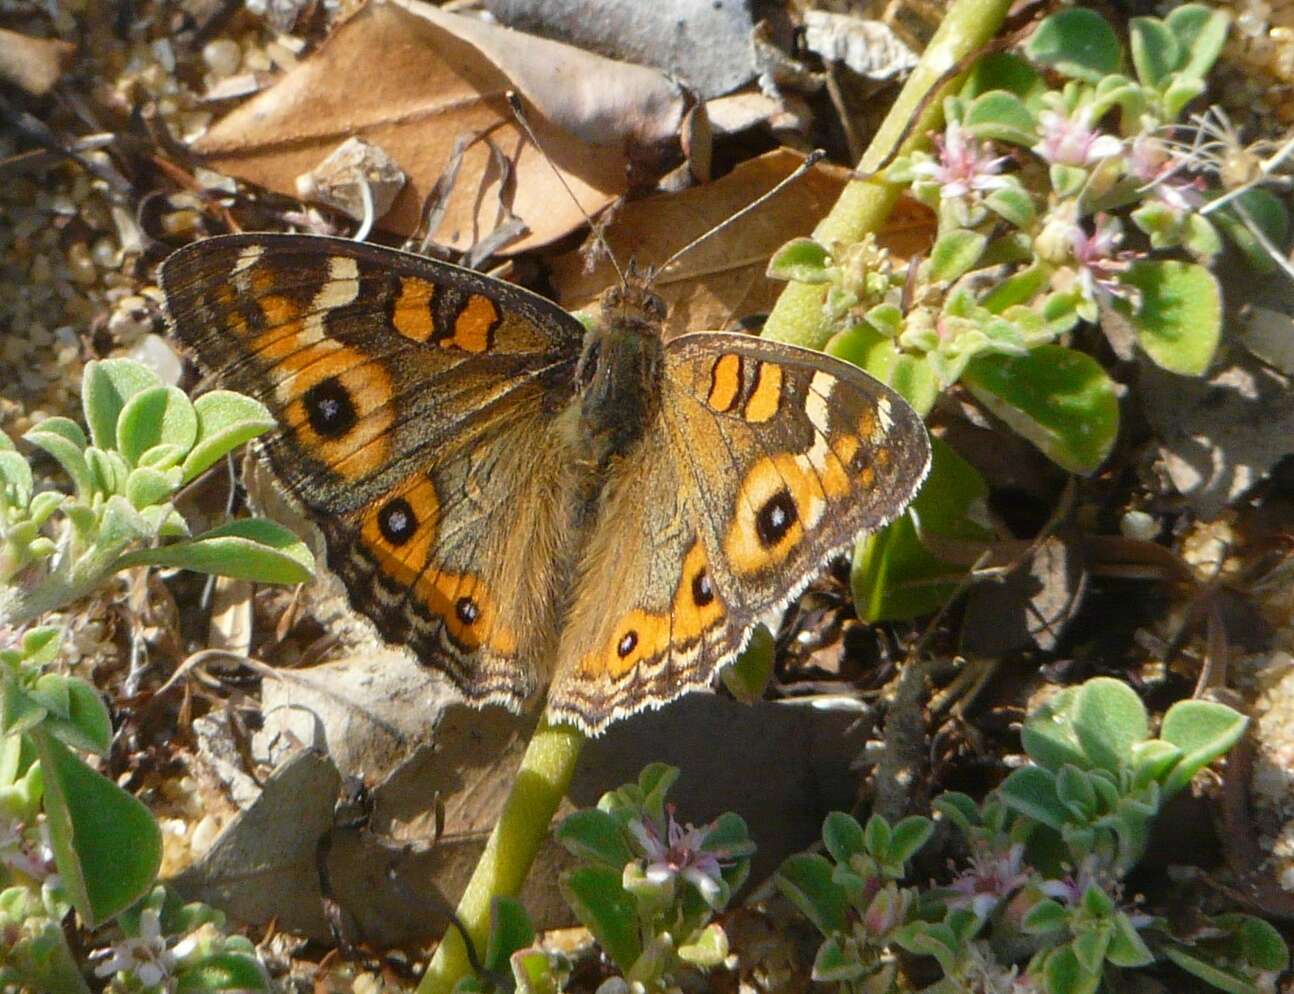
[598,260,667,338]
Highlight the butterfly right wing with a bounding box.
[160,233,586,709]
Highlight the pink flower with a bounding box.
[1127,134,1206,213]
[1071,214,1142,309]
[947,843,1030,920]
[914,121,1012,200]
[629,806,726,907]
[90,908,197,992]
[1034,107,1124,167]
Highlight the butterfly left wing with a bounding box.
[547,332,931,733]
[161,233,587,711]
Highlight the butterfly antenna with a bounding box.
[505,91,627,286]
[652,149,826,282]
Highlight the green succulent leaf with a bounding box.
[1025,8,1121,82]
[125,466,179,511]
[175,953,271,994]
[962,345,1119,475]
[826,325,940,416]
[960,52,1046,104]
[776,853,847,935]
[678,922,729,968]
[1044,944,1101,994]
[888,816,934,865]
[812,935,866,982]
[556,808,634,869]
[721,623,774,703]
[560,866,640,974]
[34,730,162,928]
[1163,946,1262,994]
[483,897,536,975]
[767,238,832,283]
[1114,260,1222,376]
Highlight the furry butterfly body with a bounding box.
[160,233,930,734]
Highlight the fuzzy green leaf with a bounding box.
[83,359,161,451]
[963,90,1037,145]
[1160,699,1248,797]
[1163,946,1260,994]
[888,816,934,865]
[1022,898,1069,934]
[125,467,179,511]
[1044,944,1100,994]
[1107,911,1155,967]
[1072,678,1148,772]
[961,53,1046,103]
[114,518,314,585]
[812,935,865,982]
[930,229,988,283]
[1167,4,1231,81]
[181,391,276,484]
[117,386,198,468]
[24,418,91,497]
[963,346,1119,475]
[998,767,1068,831]
[1130,17,1180,88]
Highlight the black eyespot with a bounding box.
[755,488,798,547]
[692,569,714,606]
[455,597,480,625]
[617,631,638,658]
[378,498,416,545]
[304,377,357,438]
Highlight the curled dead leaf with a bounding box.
[193,0,690,252]
[550,148,936,338]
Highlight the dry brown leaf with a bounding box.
[193,0,688,251]
[207,577,254,657]
[0,29,75,97]
[550,148,936,337]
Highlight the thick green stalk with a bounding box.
[417,717,585,994]
[761,0,1016,348]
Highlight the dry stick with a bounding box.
[760,0,1025,349]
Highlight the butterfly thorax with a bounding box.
[574,279,667,469]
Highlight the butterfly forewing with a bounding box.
[161,233,586,710]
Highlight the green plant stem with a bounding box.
[417,716,585,994]
[761,0,1017,349]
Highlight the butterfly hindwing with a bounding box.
[545,332,931,732]
[161,233,586,709]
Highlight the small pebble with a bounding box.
[1119,509,1159,541]
[202,38,242,78]
[66,242,97,286]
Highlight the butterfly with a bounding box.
[159,232,931,734]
